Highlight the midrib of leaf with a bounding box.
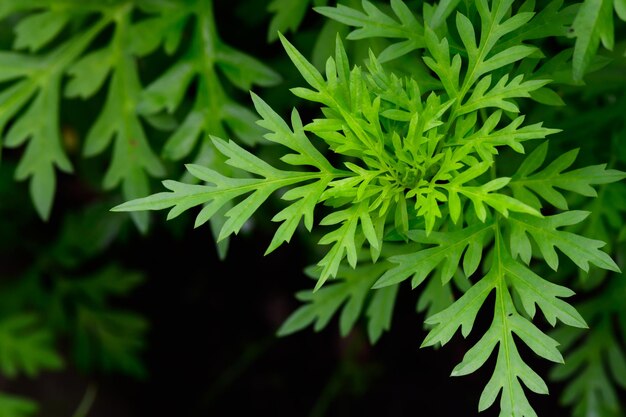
[494,226,516,414]
[196,0,227,139]
[503,261,585,327]
[510,175,563,185]
[447,183,487,199]
[201,173,330,200]
[110,11,146,170]
[115,172,338,211]
[453,18,497,119]
[318,208,360,287]
[322,5,417,39]
[509,215,577,250]
[6,14,110,111]
[378,222,494,288]
[0,81,35,123]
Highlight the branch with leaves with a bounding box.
[114,0,626,415]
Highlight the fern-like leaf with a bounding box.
[0,314,63,378]
[510,142,626,210]
[423,229,587,416]
[278,261,397,343]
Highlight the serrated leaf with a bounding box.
[0,314,63,378]
[366,284,399,343]
[510,212,620,272]
[572,0,614,81]
[267,0,315,41]
[316,0,425,61]
[57,266,144,306]
[317,201,376,287]
[452,111,559,163]
[279,33,326,91]
[5,76,71,220]
[114,131,336,248]
[458,74,549,116]
[375,222,494,288]
[511,143,626,210]
[13,10,68,52]
[84,32,165,232]
[551,273,626,417]
[425,228,585,416]
[278,262,392,338]
[216,45,281,91]
[75,308,148,378]
[65,48,113,99]
[266,178,332,254]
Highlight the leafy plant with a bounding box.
[114,0,626,415]
[1,0,625,415]
[0,0,279,235]
[0,0,283,411]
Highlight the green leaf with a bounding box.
[251,94,335,172]
[13,10,69,52]
[0,15,110,220]
[279,33,326,92]
[75,308,148,378]
[315,0,425,62]
[375,222,494,289]
[65,48,113,99]
[84,52,164,232]
[451,111,559,163]
[114,133,335,249]
[494,1,579,51]
[551,274,626,417]
[572,0,614,81]
[136,1,274,177]
[510,142,626,210]
[267,0,317,41]
[458,74,549,116]
[216,45,281,90]
[450,178,541,222]
[266,178,332,254]
[417,269,471,328]
[458,3,534,89]
[424,229,583,416]
[278,262,393,338]
[56,266,144,306]
[317,201,377,287]
[616,0,626,20]
[137,59,195,115]
[428,0,461,29]
[3,76,71,220]
[127,8,188,56]
[0,393,37,417]
[366,284,399,343]
[0,314,63,378]
[509,212,620,272]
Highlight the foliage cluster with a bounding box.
[0,0,625,416]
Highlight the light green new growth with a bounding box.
[113,0,626,415]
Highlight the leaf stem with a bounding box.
[71,383,98,417]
